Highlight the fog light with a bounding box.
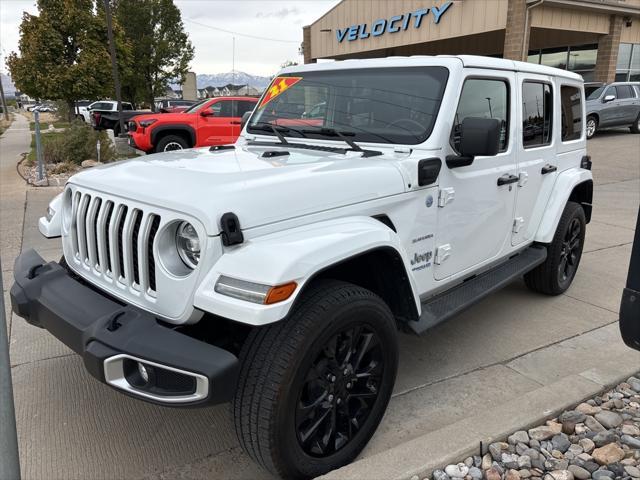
[138,362,150,383]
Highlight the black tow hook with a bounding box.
[106,311,126,332]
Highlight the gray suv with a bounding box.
[585,82,640,139]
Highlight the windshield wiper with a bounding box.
[302,127,364,153]
[249,122,307,145]
[250,122,290,144]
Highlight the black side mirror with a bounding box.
[200,110,214,117]
[241,111,252,129]
[447,117,501,168]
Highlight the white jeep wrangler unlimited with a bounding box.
[12,56,593,479]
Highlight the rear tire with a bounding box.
[524,201,586,295]
[631,114,640,134]
[155,134,188,153]
[232,280,398,480]
[586,115,598,139]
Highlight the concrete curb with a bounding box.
[318,359,638,480]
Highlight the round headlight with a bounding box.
[175,222,200,269]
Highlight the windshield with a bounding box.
[247,67,449,145]
[586,86,605,100]
[183,100,209,113]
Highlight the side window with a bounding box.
[123,103,133,111]
[604,86,617,99]
[236,100,256,117]
[560,85,583,142]
[616,85,633,99]
[452,78,509,153]
[210,101,233,117]
[522,82,553,148]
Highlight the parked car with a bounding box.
[155,99,196,113]
[90,100,146,136]
[33,104,56,113]
[11,56,593,480]
[585,82,640,139]
[128,96,257,153]
[74,100,96,123]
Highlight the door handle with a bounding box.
[497,174,519,186]
[230,121,241,125]
[541,164,557,175]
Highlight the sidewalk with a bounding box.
[1,114,31,332]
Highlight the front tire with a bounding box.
[525,201,586,295]
[630,114,640,134]
[233,280,398,480]
[155,134,189,152]
[586,115,598,139]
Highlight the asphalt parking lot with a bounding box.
[1,119,639,480]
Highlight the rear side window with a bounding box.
[236,100,256,117]
[122,103,133,110]
[616,85,634,99]
[560,86,583,142]
[452,78,510,152]
[522,82,552,148]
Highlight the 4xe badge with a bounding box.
[259,76,303,109]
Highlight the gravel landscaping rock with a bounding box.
[430,378,640,480]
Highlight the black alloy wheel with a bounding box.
[295,324,384,457]
[558,217,582,287]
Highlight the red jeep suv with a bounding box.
[128,97,258,153]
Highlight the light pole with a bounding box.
[103,0,125,137]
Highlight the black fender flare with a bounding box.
[150,124,196,147]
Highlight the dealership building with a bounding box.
[303,0,640,83]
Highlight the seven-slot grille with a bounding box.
[70,191,161,295]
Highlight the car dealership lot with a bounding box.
[2,127,639,480]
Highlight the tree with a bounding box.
[114,0,194,109]
[7,0,115,121]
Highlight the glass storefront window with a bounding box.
[618,43,633,70]
[527,52,541,64]
[568,45,597,71]
[540,49,568,69]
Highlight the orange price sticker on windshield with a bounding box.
[259,76,303,109]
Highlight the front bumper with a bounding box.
[10,249,239,407]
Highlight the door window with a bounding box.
[236,100,256,117]
[604,86,617,99]
[210,101,233,117]
[560,86,583,142]
[522,82,553,148]
[616,85,634,99]
[452,78,509,152]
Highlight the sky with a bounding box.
[0,0,340,77]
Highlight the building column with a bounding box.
[302,26,316,64]
[593,15,624,83]
[503,0,530,61]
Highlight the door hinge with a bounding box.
[518,172,529,187]
[438,188,455,208]
[434,244,452,265]
[512,217,525,234]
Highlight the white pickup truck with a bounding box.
[12,55,592,479]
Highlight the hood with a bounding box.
[132,111,192,123]
[69,144,406,234]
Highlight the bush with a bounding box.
[34,122,116,166]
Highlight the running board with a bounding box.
[409,246,547,335]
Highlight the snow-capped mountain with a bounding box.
[196,71,272,89]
